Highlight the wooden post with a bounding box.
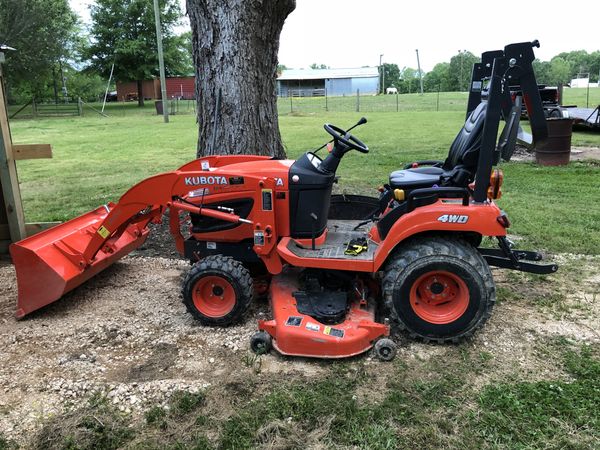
[0,65,26,242]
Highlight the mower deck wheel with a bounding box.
[182,255,253,326]
[374,338,397,361]
[250,331,272,355]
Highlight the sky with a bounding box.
[70,0,599,72]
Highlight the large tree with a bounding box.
[85,0,189,107]
[423,62,451,92]
[0,0,78,100]
[449,50,478,92]
[380,63,401,92]
[187,0,296,158]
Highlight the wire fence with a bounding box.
[6,88,598,119]
[277,91,470,114]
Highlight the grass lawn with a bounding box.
[9,95,600,254]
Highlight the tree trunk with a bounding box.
[187,0,295,158]
[136,80,144,107]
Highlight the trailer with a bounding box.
[564,105,600,130]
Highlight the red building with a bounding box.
[116,77,195,101]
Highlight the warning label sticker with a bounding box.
[285,316,302,327]
[324,326,345,338]
[97,226,110,239]
[305,322,320,332]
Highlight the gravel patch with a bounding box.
[0,253,598,444]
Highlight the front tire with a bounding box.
[182,255,253,326]
[382,237,495,343]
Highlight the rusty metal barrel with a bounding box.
[535,118,574,166]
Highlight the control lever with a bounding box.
[310,213,318,250]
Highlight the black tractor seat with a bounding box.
[388,168,443,190]
[389,101,487,191]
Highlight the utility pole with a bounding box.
[380,54,384,94]
[59,60,68,103]
[458,50,466,92]
[153,0,169,123]
[415,49,424,96]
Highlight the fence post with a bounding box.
[396,91,399,112]
[78,97,83,116]
[289,94,293,114]
[325,88,328,112]
[587,80,590,108]
[356,89,360,112]
[32,97,37,118]
[437,84,441,111]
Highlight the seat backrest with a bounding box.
[443,101,487,171]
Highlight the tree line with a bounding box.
[0,0,192,105]
[1,0,599,106]
[379,49,600,94]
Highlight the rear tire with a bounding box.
[382,237,495,343]
[182,255,253,326]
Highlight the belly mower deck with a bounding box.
[257,268,389,359]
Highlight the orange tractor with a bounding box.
[10,41,557,361]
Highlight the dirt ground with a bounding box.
[510,145,600,162]
[1,245,598,447]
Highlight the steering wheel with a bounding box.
[324,123,369,154]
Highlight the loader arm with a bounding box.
[10,169,266,318]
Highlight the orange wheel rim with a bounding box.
[192,276,236,318]
[409,271,469,324]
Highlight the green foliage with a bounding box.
[380,63,401,92]
[398,66,419,94]
[423,62,452,92]
[476,345,600,448]
[33,395,134,450]
[145,406,167,426]
[556,49,600,83]
[84,0,189,104]
[6,63,106,104]
[170,391,206,416]
[309,63,329,69]
[0,434,16,450]
[448,50,478,91]
[0,0,79,99]
[535,51,600,85]
[549,56,572,86]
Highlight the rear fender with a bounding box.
[372,200,506,270]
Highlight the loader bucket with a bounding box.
[9,204,149,318]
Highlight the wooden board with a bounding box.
[0,74,26,241]
[13,144,52,160]
[0,182,7,224]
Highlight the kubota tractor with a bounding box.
[10,41,557,361]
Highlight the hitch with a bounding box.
[478,237,558,274]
